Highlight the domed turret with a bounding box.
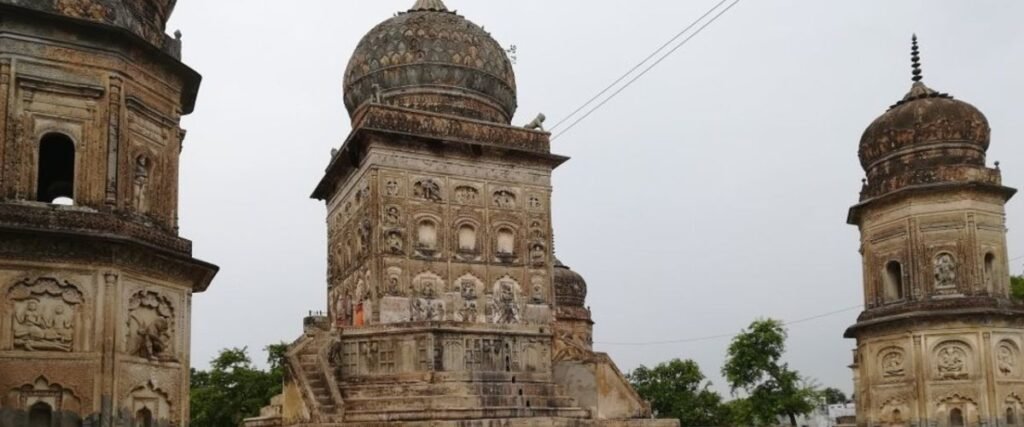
[857,36,995,200]
[0,0,178,48]
[343,0,518,123]
[554,258,588,309]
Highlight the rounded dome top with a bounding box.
[858,82,990,171]
[856,36,993,199]
[0,0,177,47]
[343,0,518,123]
[553,258,588,308]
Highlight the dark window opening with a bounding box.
[1008,407,1017,426]
[28,401,53,427]
[37,133,75,204]
[136,407,154,427]
[985,253,996,287]
[950,408,964,427]
[884,261,904,301]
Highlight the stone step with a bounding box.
[343,406,590,423]
[343,395,580,413]
[340,382,558,399]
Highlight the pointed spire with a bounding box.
[911,34,923,83]
[410,0,448,12]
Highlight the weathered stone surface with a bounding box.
[248,1,674,426]
[847,40,1023,427]
[0,2,215,426]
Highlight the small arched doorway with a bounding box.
[949,407,965,427]
[135,407,154,427]
[28,401,53,427]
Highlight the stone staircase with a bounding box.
[337,378,590,423]
[286,330,344,423]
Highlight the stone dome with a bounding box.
[343,0,518,124]
[554,258,588,308]
[857,37,993,199]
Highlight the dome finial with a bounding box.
[911,34,923,83]
[410,0,448,12]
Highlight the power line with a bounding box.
[547,0,734,133]
[595,304,864,347]
[551,0,742,141]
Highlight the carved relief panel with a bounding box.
[878,346,908,381]
[933,341,972,381]
[125,290,175,361]
[5,277,85,352]
[996,340,1020,378]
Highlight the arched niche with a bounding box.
[125,381,171,425]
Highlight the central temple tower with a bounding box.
[248,1,676,426]
[846,37,1024,427]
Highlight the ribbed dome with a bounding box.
[554,258,588,308]
[343,0,518,123]
[857,36,993,199]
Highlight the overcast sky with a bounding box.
[166,0,1024,395]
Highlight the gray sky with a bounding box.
[167,0,1024,395]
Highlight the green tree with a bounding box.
[627,359,726,426]
[190,345,287,427]
[821,387,848,405]
[721,398,756,427]
[1011,275,1024,301]
[722,319,818,426]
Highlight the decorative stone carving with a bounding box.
[413,179,442,202]
[8,277,84,352]
[881,348,905,378]
[384,267,403,296]
[454,186,479,204]
[385,230,404,254]
[528,195,543,209]
[385,179,400,196]
[493,190,516,209]
[490,279,521,324]
[12,376,83,415]
[934,253,957,289]
[998,342,1017,376]
[530,242,546,266]
[936,342,969,380]
[553,329,592,362]
[126,290,175,360]
[385,206,401,225]
[133,154,151,213]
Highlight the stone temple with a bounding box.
[846,37,1024,427]
[0,0,217,426]
[245,1,676,426]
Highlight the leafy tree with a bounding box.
[627,359,726,426]
[821,387,848,405]
[1011,275,1024,301]
[722,319,818,426]
[721,398,756,427]
[190,345,287,427]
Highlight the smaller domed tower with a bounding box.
[846,36,1022,427]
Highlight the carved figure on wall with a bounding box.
[934,253,958,289]
[385,206,401,225]
[998,344,1016,376]
[9,278,84,352]
[531,277,545,304]
[413,179,442,202]
[881,350,905,377]
[133,155,151,213]
[455,186,479,204]
[553,329,592,362]
[530,243,546,266]
[528,195,542,209]
[384,270,402,296]
[491,281,521,324]
[936,344,969,380]
[386,231,404,254]
[127,291,175,361]
[493,190,516,209]
[385,179,400,196]
[359,219,372,254]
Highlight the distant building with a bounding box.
[846,36,1023,427]
[782,403,857,427]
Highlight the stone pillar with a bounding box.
[105,76,123,206]
[0,58,10,188]
[101,272,119,427]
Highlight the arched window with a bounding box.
[985,253,996,288]
[496,227,515,256]
[892,409,903,423]
[950,408,964,427]
[884,261,904,302]
[136,407,154,427]
[28,401,53,427]
[417,219,438,250]
[1009,407,1018,426]
[457,224,477,252]
[37,133,75,204]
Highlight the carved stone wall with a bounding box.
[325,143,555,331]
